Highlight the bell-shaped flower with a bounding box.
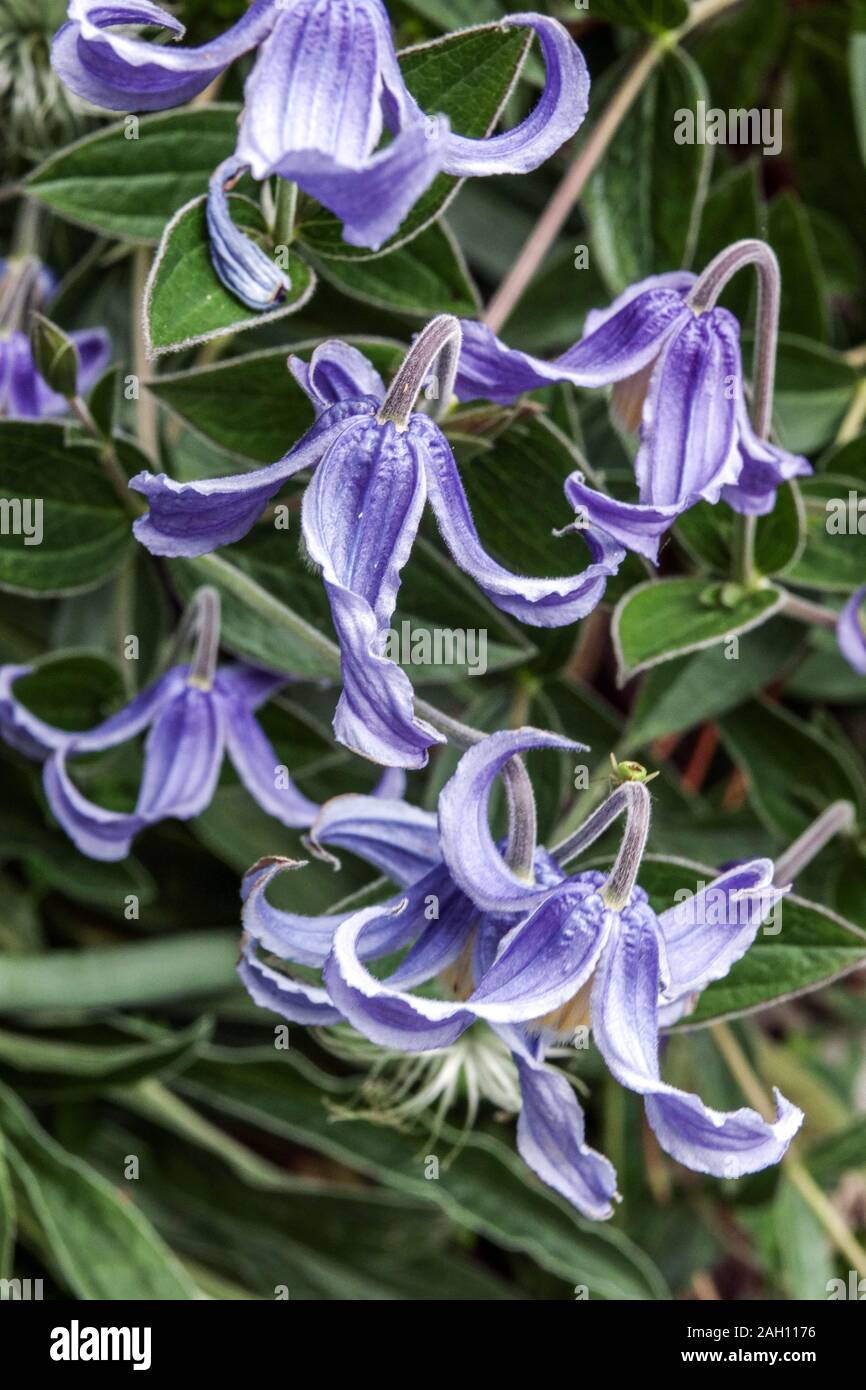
[0,590,322,860]
[238,729,803,1219]
[456,267,811,562]
[0,255,109,419]
[130,324,625,769]
[838,584,866,675]
[53,1,589,257]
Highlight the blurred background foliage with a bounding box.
[0,0,865,1301]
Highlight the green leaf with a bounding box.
[753,480,807,576]
[25,106,241,243]
[310,218,480,317]
[772,1179,833,1301]
[589,0,688,30]
[785,628,866,705]
[149,338,404,463]
[637,857,866,1026]
[582,47,712,293]
[626,617,804,745]
[717,699,865,838]
[299,23,530,258]
[29,314,79,399]
[9,649,125,731]
[785,474,866,593]
[0,1018,211,1100]
[768,192,829,341]
[612,577,785,684]
[0,1081,202,1299]
[851,28,866,167]
[769,335,858,454]
[691,162,762,323]
[144,195,316,357]
[0,422,134,597]
[0,932,239,1015]
[176,1050,669,1300]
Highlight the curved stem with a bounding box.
[552,782,652,907]
[169,587,222,688]
[378,315,461,428]
[781,592,839,631]
[414,700,537,880]
[772,801,856,887]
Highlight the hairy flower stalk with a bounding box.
[378,314,461,428]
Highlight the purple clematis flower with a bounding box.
[129,327,625,769]
[455,271,811,562]
[837,584,866,675]
[238,728,803,1218]
[52,1,589,273]
[0,256,109,419]
[0,657,320,862]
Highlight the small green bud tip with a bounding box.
[609,753,659,785]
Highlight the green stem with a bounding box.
[711,1022,866,1281]
[273,178,298,248]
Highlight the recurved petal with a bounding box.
[43,749,142,861]
[658,858,783,1006]
[515,1055,618,1220]
[308,792,440,887]
[52,0,274,111]
[130,398,371,557]
[720,391,812,516]
[206,157,291,311]
[419,419,624,625]
[438,728,585,912]
[838,584,866,675]
[238,939,342,1025]
[324,902,477,1051]
[592,904,803,1178]
[564,474,682,566]
[289,342,386,414]
[454,289,690,404]
[442,15,589,176]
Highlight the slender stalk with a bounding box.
[772,801,855,887]
[836,377,866,446]
[601,782,652,909]
[189,587,222,688]
[378,315,462,427]
[69,394,143,517]
[780,592,839,631]
[482,0,746,334]
[273,178,298,248]
[711,1022,866,1281]
[414,700,537,879]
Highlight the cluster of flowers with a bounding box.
[1,0,863,1212]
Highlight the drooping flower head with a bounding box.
[129,322,625,769]
[456,244,811,563]
[238,728,803,1218]
[0,588,319,860]
[52,1,590,299]
[0,255,109,418]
